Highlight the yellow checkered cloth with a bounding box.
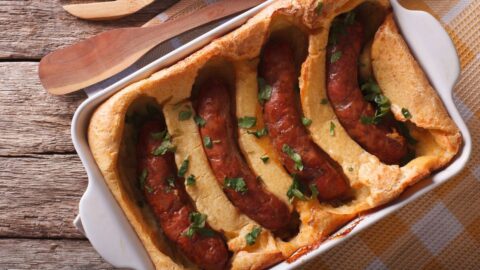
[130,0,480,269]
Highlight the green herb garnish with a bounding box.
[282,144,304,171]
[246,226,262,246]
[302,117,312,127]
[330,51,342,63]
[151,130,167,140]
[224,177,248,194]
[309,183,319,199]
[238,116,257,128]
[178,157,189,177]
[330,121,336,136]
[402,108,412,119]
[145,185,154,193]
[260,156,269,164]
[203,136,213,149]
[258,78,272,105]
[348,167,354,172]
[164,176,175,193]
[397,122,418,145]
[247,128,268,138]
[152,140,176,156]
[287,175,307,203]
[186,175,196,186]
[178,109,192,121]
[138,169,148,189]
[315,1,323,15]
[182,212,214,238]
[360,79,391,125]
[194,115,206,127]
[321,98,329,105]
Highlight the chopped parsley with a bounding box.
[302,117,312,127]
[282,144,304,171]
[151,130,167,140]
[238,116,257,128]
[186,175,196,186]
[178,157,189,177]
[330,121,336,136]
[165,176,175,193]
[203,136,213,149]
[397,122,418,145]
[360,79,391,125]
[145,185,154,193]
[138,169,148,189]
[330,51,342,63]
[224,177,248,194]
[178,109,192,121]
[194,115,206,127]
[182,212,214,238]
[152,139,176,156]
[258,78,272,105]
[315,1,323,15]
[260,156,269,164]
[328,11,356,46]
[321,98,329,105]
[348,167,354,172]
[247,128,268,138]
[287,175,307,203]
[246,226,262,246]
[402,108,412,119]
[309,183,319,199]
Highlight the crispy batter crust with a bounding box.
[88,1,462,269]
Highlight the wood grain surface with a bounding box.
[0,0,176,59]
[0,1,175,268]
[0,239,113,269]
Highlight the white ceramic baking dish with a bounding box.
[71,1,472,269]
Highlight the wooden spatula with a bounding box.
[63,0,155,21]
[40,0,265,95]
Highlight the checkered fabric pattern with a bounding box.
[92,0,480,268]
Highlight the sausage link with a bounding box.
[326,22,408,165]
[261,41,349,201]
[196,79,292,232]
[137,121,229,270]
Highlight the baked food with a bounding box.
[88,0,462,269]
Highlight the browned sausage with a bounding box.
[326,21,407,165]
[260,41,349,201]
[137,120,229,270]
[196,79,292,232]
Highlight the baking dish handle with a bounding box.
[391,0,472,167]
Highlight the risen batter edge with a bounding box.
[88,0,462,269]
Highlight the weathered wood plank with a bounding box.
[0,154,87,238]
[0,62,86,155]
[0,238,113,269]
[0,0,177,59]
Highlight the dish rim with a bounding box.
[71,1,472,269]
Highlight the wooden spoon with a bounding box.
[40,0,265,95]
[63,0,155,21]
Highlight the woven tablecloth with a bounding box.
[89,0,480,268]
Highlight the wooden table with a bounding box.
[0,1,176,268]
